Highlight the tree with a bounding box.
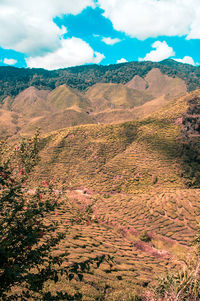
[0,133,109,300]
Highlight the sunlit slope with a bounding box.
[0,109,23,138]
[30,90,193,193]
[21,108,96,134]
[126,68,187,99]
[92,95,168,124]
[85,83,153,112]
[46,84,91,111]
[11,86,50,117]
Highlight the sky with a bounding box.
[0,0,200,70]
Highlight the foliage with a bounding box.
[153,263,200,300]
[148,228,200,301]
[1,59,200,102]
[140,231,151,243]
[178,95,200,187]
[0,133,109,300]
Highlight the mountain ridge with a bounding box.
[1,59,200,102]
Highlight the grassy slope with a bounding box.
[85,83,153,111]
[32,89,190,193]
[46,84,91,111]
[13,90,200,299]
[127,68,187,99]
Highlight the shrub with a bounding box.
[0,133,109,300]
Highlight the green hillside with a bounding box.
[31,89,196,193]
[19,89,200,299]
[1,59,200,102]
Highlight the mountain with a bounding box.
[46,84,91,111]
[85,82,153,111]
[0,66,193,136]
[30,89,198,192]
[1,61,200,299]
[11,86,50,117]
[1,59,200,102]
[3,85,95,135]
[126,68,187,99]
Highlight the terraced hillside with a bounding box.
[24,89,199,299]
[31,89,193,193]
[40,186,200,299]
[1,68,200,298]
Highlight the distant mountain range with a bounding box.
[0,67,187,138]
[0,59,200,102]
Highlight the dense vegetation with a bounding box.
[0,133,110,300]
[179,94,200,187]
[1,59,200,102]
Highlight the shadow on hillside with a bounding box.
[139,96,200,188]
[120,122,138,145]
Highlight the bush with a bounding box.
[147,227,200,300]
[0,133,109,300]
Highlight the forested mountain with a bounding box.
[1,59,200,101]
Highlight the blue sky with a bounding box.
[0,0,199,69]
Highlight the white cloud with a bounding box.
[3,58,17,65]
[102,37,121,45]
[26,38,105,70]
[139,41,175,62]
[97,0,200,40]
[174,56,196,66]
[0,0,94,55]
[116,58,127,64]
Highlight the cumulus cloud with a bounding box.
[102,37,121,45]
[174,56,196,66]
[0,0,94,55]
[139,41,175,62]
[116,58,127,63]
[26,38,105,70]
[97,0,200,40]
[3,58,17,65]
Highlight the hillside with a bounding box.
[31,89,196,193]
[126,68,187,99]
[0,67,190,137]
[17,89,199,299]
[85,83,152,111]
[1,63,200,299]
[46,84,91,111]
[0,85,95,136]
[11,86,50,117]
[1,59,200,102]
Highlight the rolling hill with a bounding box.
[1,59,200,103]
[18,88,199,299]
[1,61,200,299]
[126,68,187,99]
[0,67,189,138]
[85,82,153,111]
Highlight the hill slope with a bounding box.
[22,89,200,299]
[126,68,187,99]
[0,59,200,101]
[30,89,198,193]
[85,83,153,111]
